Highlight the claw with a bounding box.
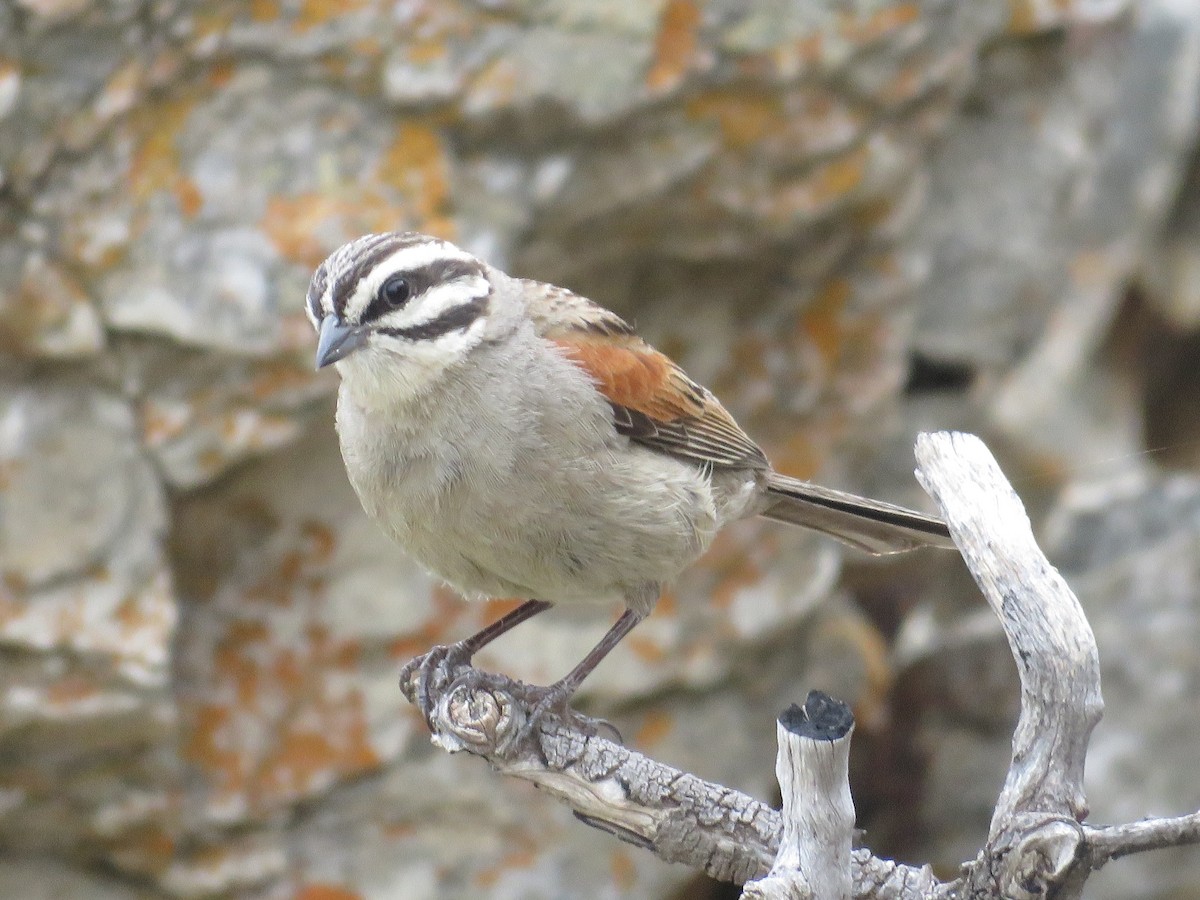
[400,640,477,728]
[505,682,617,747]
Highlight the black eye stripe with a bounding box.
[359,257,486,325]
[377,294,490,341]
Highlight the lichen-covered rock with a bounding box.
[2,0,1199,897]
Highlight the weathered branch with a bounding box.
[742,692,856,900]
[399,664,940,894]
[400,664,778,883]
[1083,812,1200,864]
[915,431,1104,898]
[400,430,1200,898]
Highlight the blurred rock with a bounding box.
[1047,471,1200,898]
[1,0,1199,897]
[1141,97,1200,330]
[0,859,147,900]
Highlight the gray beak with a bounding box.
[315,315,369,369]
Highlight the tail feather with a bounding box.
[761,473,954,555]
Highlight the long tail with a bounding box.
[761,473,954,555]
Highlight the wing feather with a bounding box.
[525,282,767,470]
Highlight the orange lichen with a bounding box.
[770,146,869,223]
[655,587,678,617]
[185,703,246,796]
[767,432,823,482]
[407,40,448,66]
[264,704,379,798]
[815,147,870,198]
[296,0,370,32]
[703,529,767,611]
[113,592,155,630]
[243,362,314,400]
[624,634,667,664]
[632,709,674,748]
[387,585,470,659]
[97,60,145,119]
[768,34,824,78]
[465,57,520,112]
[184,610,381,815]
[44,675,102,706]
[295,885,364,900]
[479,596,526,620]
[838,3,920,44]
[175,177,204,217]
[473,843,538,889]
[107,825,177,876]
[1007,0,1079,34]
[647,0,701,94]
[127,94,199,214]
[249,0,278,23]
[301,521,337,565]
[207,59,236,89]
[263,194,353,266]
[685,91,782,150]
[191,6,236,45]
[799,277,850,368]
[9,256,94,343]
[128,97,192,196]
[610,849,638,892]
[1008,0,1038,33]
[376,123,452,224]
[850,197,899,231]
[262,189,441,268]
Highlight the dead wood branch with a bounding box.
[400,431,1200,897]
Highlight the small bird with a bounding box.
[307,231,952,728]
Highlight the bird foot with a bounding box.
[400,648,622,748]
[399,640,476,727]
[506,680,623,747]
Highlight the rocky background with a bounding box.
[2,1,1200,898]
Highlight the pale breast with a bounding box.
[332,331,734,609]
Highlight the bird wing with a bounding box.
[525,281,768,470]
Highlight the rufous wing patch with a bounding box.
[553,332,699,421]
[529,285,766,469]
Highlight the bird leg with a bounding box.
[517,607,646,741]
[402,603,648,747]
[456,598,554,656]
[402,599,553,722]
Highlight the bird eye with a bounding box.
[379,275,411,308]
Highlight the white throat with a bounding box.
[334,316,488,411]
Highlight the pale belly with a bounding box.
[348,435,730,612]
[333,345,761,613]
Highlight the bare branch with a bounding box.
[743,692,856,900]
[1084,812,1200,864]
[916,431,1103,827]
[400,663,940,893]
[402,664,779,883]
[915,431,1103,898]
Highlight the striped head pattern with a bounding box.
[306,232,494,375]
